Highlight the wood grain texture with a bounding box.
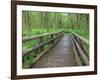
[33,34,77,68]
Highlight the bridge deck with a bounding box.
[33,34,77,68]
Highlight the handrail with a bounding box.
[23,31,63,42]
[23,33,63,56]
[71,31,89,66]
[71,32,89,46]
[22,31,63,68]
[72,36,89,65]
[23,31,63,56]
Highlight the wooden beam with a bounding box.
[71,31,89,46]
[23,31,63,42]
[23,34,64,68]
[72,35,89,65]
[71,37,82,66]
[23,33,63,56]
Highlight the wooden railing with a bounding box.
[71,32,89,66]
[22,31,64,68]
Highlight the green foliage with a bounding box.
[22,28,46,36]
[22,11,89,68]
[23,40,38,50]
[63,29,70,33]
[23,28,61,36]
[22,52,39,68]
[62,29,89,40]
[70,29,89,40]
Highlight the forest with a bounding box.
[22,11,89,37]
[22,11,89,68]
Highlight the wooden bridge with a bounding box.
[22,31,89,68]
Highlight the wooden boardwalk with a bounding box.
[33,34,77,68]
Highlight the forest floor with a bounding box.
[33,34,77,68]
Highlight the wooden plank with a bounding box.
[31,34,64,67]
[33,34,77,68]
[72,36,89,65]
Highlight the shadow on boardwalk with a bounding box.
[33,34,77,68]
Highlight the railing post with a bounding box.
[39,37,44,53]
[51,34,54,44]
